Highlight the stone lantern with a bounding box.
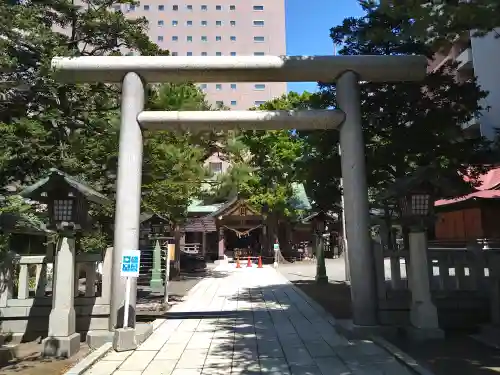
[383,167,446,340]
[20,168,110,357]
[303,211,336,284]
[139,213,171,291]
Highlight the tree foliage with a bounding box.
[374,0,500,48]
[278,3,493,215]
[0,0,213,248]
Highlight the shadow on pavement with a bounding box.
[136,269,230,315]
[291,280,352,320]
[387,331,500,375]
[194,282,406,375]
[282,279,500,375]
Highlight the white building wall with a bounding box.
[471,29,500,140]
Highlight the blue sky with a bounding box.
[285,0,365,93]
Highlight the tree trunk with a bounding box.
[277,219,292,256]
[383,204,394,252]
[173,227,182,280]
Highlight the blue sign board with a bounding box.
[120,250,141,277]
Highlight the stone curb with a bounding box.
[469,333,500,350]
[371,336,436,375]
[272,269,339,328]
[63,342,112,375]
[274,269,436,375]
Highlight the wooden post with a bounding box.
[202,232,207,257]
[218,227,225,259]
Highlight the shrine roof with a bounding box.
[187,199,225,213]
[187,183,311,214]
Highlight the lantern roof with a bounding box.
[302,210,338,224]
[19,168,110,206]
[139,212,171,224]
[381,165,464,201]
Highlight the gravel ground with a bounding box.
[0,342,90,375]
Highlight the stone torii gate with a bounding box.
[51,54,426,348]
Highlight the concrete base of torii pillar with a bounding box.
[42,236,80,358]
[406,229,444,341]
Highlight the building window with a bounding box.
[209,162,223,174]
[230,36,236,41]
[125,51,134,56]
[171,20,178,26]
[201,52,207,56]
[240,206,247,216]
[230,5,236,10]
[187,36,192,42]
[216,84,222,90]
[200,84,207,90]
[172,52,178,56]
[216,36,222,41]
[172,4,178,10]
[253,20,265,27]
[186,4,192,10]
[254,52,265,56]
[157,36,163,42]
[158,5,164,10]
[129,4,135,10]
[254,84,266,90]
[201,20,207,26]
[144,4,150,10]
[230,100,237,106]
[158,20,164,26]
[216,52,222,56]
[172,36,178,41]
[230,83,237,90]
[187,52,193,56]
[230,20,236,26]
[255,101,265,106]
[201,36,207,42]
[253,5,264,10]
[201,5,207,10]
[216,101,223,106]
[216,5,222,10]
[230,52,236,56]
[216,20,222,26]
[187,20,192,26]
[254,36,265,42]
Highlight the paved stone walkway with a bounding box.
[84,265,415,375]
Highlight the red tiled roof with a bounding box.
[435,167,500,206]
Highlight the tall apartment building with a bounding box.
[429,30,500,140]
[114,1,287,110]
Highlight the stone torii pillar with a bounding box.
[50,54,427,339]
[337,71,378,326]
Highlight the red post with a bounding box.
[258,256,263,268]
[246,256,252,267]
[236,257,241,268]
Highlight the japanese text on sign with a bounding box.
[121,250,141,277]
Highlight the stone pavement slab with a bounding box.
[83,265,420,375]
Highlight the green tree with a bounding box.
[374,0,500,48]
[328,3,491,202]
[0,0,165,191]
[0,1,213,252]
[271,4,492,233]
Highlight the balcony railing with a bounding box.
[456,47,473,71]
